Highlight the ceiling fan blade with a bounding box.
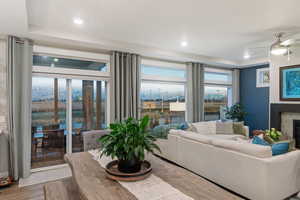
[281,38,300,46]
[281,39,295,46]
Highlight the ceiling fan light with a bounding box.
[270,40,288,55]
[270,47,288,55]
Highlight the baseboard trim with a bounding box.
[31,164,68,173]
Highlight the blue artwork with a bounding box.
[281,66,300,100]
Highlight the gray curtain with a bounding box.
[111,52,141,122]
[232,69,240,105]
[187,63,204,122]
[7,36,33,179]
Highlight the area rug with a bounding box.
[19,165,72,187]
[89,150,193,200]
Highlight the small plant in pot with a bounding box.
[226,103,247,122]
[98,116,161,173]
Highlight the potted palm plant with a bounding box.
[98,116,161,173]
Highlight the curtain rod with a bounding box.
[11,36,34,45]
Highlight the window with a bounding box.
[141,60,186,138]
[204,68,233,121]
[33,55,108,72]
[142,65,186,79]
[31,48,110,169]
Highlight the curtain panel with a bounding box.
[111,52,141,122]
[187,63,205,123]
[7,36,33,179]
[232,69,240,105]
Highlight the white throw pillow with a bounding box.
[191,121,216,134]
[190,121,234,135]
[215,121,234,135]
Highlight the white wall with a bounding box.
[270,47,300,104]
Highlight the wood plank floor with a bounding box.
[0,178,74,200]
[0,182,45,200]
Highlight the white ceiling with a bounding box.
[1,0,300,66]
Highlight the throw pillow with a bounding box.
[252,136,270,146]
[215,121,234,135]
[271,142,289,156]
[191,122,215,134]
[233,122,246,136]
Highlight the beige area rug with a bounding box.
[19,165,72,187]
[89,150,193,200]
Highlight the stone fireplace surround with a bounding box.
[270,103,300,148]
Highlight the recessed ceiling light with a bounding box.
[243,53,250,59]
[54,58,59,62]
[73,17,83,25]
[181,41,188,47]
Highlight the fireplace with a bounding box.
[270,104,300,149]
[294,120,300,148]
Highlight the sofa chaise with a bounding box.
[154,122,300,200]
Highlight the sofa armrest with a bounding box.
[262,150,300,199]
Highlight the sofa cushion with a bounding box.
[180,131,213,145]
[190,121,234,135]
[212,139,272,158]
[207,134,246,141]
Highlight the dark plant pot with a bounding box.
[118,159,141,173]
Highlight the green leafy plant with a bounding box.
[226,103,247,122]
[265,128,282,142]
[98,115,161,162]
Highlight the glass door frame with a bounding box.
[32,46,111,168]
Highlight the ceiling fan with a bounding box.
[245,32,300,59]
[269,32,300,56]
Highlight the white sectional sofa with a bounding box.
[155,122,300,200]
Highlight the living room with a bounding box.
[1,0,300,200]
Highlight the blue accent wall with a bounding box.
[240,65,269,134]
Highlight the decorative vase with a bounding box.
[118,159,141,173]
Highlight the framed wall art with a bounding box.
[256,67,270,88]
[280,65,300,101]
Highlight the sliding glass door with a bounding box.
[31,77,67,168]
[71,79,107,153]
[31,76,107,168]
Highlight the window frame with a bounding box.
[141,59,186,83]
[204,67,234,121]
[140,59,187,122]
[204,67,233,86]
[33,46,110,78]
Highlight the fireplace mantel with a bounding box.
[270,103,300,130]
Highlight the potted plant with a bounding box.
[226,103,247,122]
[98,116,161,173]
